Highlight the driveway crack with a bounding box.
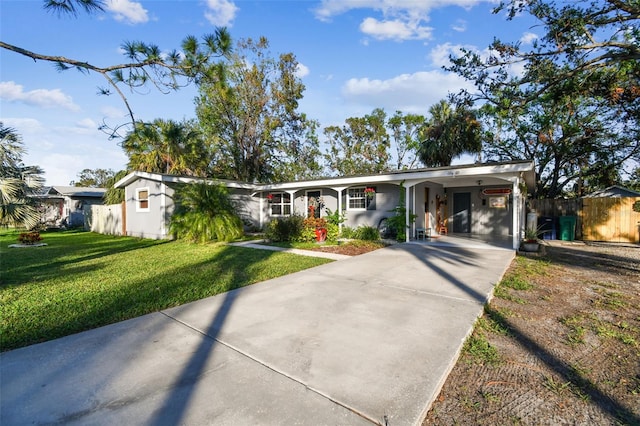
[159,311,382,425]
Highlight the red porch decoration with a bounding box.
[482,188,512,195]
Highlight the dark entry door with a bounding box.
[452,192,471,233]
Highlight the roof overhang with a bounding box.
[115,161,536,194]
[114,171,255,190]
[260,161,535,192]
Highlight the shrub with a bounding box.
[353,225,380,241]
[265,215,304,242]
[169,183,244,243]
[325,223,339,242]
[340,226,355,239]
[324,208,347,226]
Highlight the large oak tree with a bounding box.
[447,0,640,196]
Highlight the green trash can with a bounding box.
[559,216,576,241]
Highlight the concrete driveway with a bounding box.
[1,241,514,425]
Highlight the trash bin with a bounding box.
[538,216,556,240]
[559,216,576,241]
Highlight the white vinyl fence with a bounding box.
[87,203,124,236]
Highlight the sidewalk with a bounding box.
[1,242,514,425]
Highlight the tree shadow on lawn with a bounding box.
[51,246,289,424]
[0,231,169,287]
[2,245,313,352]
[3,246,265,425]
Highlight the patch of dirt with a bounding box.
[309,241,388,256]
[424,241,640,426]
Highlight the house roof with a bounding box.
[583,185,640,198]
[114,172,256,190]
[115,160,536,193]
[48,186,107,198]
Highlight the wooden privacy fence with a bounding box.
[530,197,640,243]
[582,197,640,243]
[86,203,125,236]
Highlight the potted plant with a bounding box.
[364,187,375,199]
[18,231,43,245]
[521,227,540,252]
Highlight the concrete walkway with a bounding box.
[1,242,514,425]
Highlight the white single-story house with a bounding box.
[36,186,107,228]
[114,160,536,249]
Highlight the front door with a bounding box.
[307,190,321,218]
[452,192,471,233]
[424,188,430,229]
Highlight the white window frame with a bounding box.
[347,187,366,211]
[270,192,291,216]
[136,187,150,212]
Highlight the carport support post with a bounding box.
[405,184,411,242]
[402,180,422,242]
[511,178,521,250]
[331,186,347,234]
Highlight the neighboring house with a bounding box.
[115,161,535,249]
[583,185,640,198]
[36,186,107,228]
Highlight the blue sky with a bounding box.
[1,0,538,185]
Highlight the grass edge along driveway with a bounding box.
[1,230,331,352]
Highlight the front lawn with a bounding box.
[0,230,331,351]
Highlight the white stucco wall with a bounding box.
[125,178,168,239]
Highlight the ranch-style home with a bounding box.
[114,160,536,249]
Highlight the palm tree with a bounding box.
[122,119,208,176]
[0,123,44,229]
[169,182,243,242]
[419,100,483,167]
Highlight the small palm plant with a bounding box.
[521,226,542,252]
[524,227,539,243]
[169,182,244,243]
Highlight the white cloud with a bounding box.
[101,106,127,120]
[105,0,149,24]
[451,19,467,32]
[1,117,127,184]
[2,117,44,132]
[314,0,483,41]
[296,63,310,78]
[429,42,473,68]
[76,118,98,130]
[341,70,475,114]
[360,17,432,41]
[520,32,538,45]
[0,81,80,111]
[204,0,238,26]
[429,42,526,78]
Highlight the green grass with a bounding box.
[463,333,501,365]
[494,255,547,304]
[560,314,587,345]
[0,230,331,351]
